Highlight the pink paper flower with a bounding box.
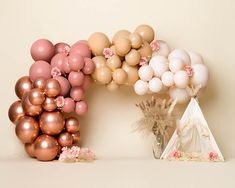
[51,67,62,78]
[103,48,113,58]
[184,66,193,77]
[139,57,148,66]
[62,45,70,56]
[150,40,160,52]
[170,150,181,159]
[208,151,218,161]
[55,96,65,108]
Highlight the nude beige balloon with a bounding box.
[96,67,112,84]
[45,78,61,97]
[15,76,33,99]
[110,45,117,55]
[134,24,155,43]
[58,132,73,147]
[138,41,152,61]
[25,142,35,158]
[112,30,130,44]
[39,111,65,135]
[112,68,127,85]
[42,97,57,112]
[122,62,139,85]
[125,49,141,66]
[92,56,107,80]
[22,93,43,116]
[129,33,142,49]
[8,100,25,124]
[34,135,59,161]
[15,116,39,144]
[88,32,110,56]
[115,38,131,57]
[106,55,122,71]
[106,80,119,91]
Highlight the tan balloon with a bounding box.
[34,135,59,161]
[122,62,139,85]
[25,142,35,158]
[88,32,110,56]
[22,93,42,116]
[112,68,127,85]
[39,111,65,135]
[138,41,152,61]
[106,55,122,71]
[125,49,141,66]
[106,80,119,91]
[65,117,80,133]
[33,77,47,90]
[96,67,112,84]
[110,45,117,55]
[28,88,45,105]
[45,78,61,97]
[92,56,107,80]
[115,38,131,57]
[58,132,73,147]
[8,100,25,124]
[112,30,131,44]
[72,132,80,144]
[15,116,39,144]
[15,76,33,99]
[134,24,155,43]
[42,97,57,112]
[129,33,142,49]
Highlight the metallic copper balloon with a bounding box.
[28,88,45,105]
[34,135,59,161]
[15,76,33,99]
[65,117,80,133]
[72,132,80,144]
[25,142,35,158]
[45,78,61,97]
[22,92,42,116]
[33,77,47,90]
[39,111,65,135]
[15,116,39,143]
[8,100,25,124]
[58,132,73,147]
[42,97,57,111]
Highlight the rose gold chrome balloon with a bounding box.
[65,117,80,133]
[42,97,57,112]
[25,142,35,158]
[33,77,47,89]
[22,93,42,116]
[28,88,45,105]
[8,100,25,124]
[15,116,39,143]
[34,135,59,161]
[72,132,80,144]
[58,132,73,147]
[15,76,33,99]
[45,78,61,97]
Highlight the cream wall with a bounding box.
[0,0,235,161]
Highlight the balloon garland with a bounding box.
[8,24,209,161]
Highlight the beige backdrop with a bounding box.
[0,0,235,187]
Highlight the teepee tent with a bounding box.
[160,98,224,162]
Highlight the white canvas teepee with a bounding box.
[160,98,224,162]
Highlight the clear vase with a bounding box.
[152,132,164,159]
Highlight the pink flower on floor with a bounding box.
[62,46,70,56]
[103,48,113,58]
[55,96,65,108]
[51,67,62,78]
[170,150,181,159]
[150,40,160,51]
[139,57,148,66]
[208,151,218,161]
[184,66,193,77]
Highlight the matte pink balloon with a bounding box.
[61,97,75,113]
[68,71,85,87]
[68,53,84,71]
[31,39,55,61]
[82,58,95,75]
[50,53,67,71]
[81,75,92,91]
[70,42,91,58]
[54,76,71,96]
[62,57,71,73]
[75,100,88,116]
[70,87,85,101]
[54,42,70,55]
[29,60,52,81]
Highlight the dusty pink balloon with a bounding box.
[70,42,91,58]
[31,39,55,61]
[50,53,67,71]
[82,75,92,90]
[54,42,70,55]
[68,53,84,71]
[54,76,71,96]
[70,87,85,101]
[82,58,95,75]
[29,60,52,82]
[61,97,75,113]
[75,100,88,116]
[68,71,84,87]
[62,57,71,73]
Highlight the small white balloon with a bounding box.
[161,71,174,87]
[169,57,184,73]
[152,40,170,57]
[169,87,190,104]
[188,51,204,65]
[191,64,209,87]
[174,70,189,88]
[134,80,149,95]
[138,65,154,81]
[149,77,163,93]
[149,55,169,77]
[168,49,190,65]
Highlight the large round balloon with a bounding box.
[29,61,52,81]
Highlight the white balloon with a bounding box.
[174,70,189,88]
[188,51,204,65]
[161,71,174,87]
[169,87,190,104]
[149,77,163,93]
[134,80,149,95]
[169,57,184,73]
[168,49,190,65]
[191,64,209,87]
[138,65,154,81]
[152,40,170,57]
[149,55,169,77]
